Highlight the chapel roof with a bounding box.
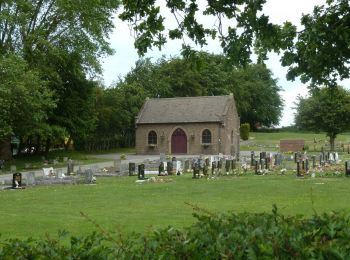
[136,95,234,124]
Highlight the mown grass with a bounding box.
[1,173,349,240]
[241,131,350,151]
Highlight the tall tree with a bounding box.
[294,86,350,150]
[0,55,54,159]
[120,0,350,86]
[0,0,119,155]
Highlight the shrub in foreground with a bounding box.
[1,206,350,259]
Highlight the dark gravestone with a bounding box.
[274,154,278,166]
[231,160,236,170]
[345,161,350,177]
[167,161,173,175]
[129,163,136,176]
[217,160,222,169]
[312,156,316,168]
[12,173,22,188]
[193,163,200,179]
[211,161,217,175]
[138,164,145,180]
[255,160,258,175]
[305,159,309,172]
[225,160,231,173]
[297,162,302,177]
[158,162,165,176]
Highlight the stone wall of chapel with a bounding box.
[136,123,224,155]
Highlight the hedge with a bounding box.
[1,206,350,259]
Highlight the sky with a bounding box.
[100,0,346,127]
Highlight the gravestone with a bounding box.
[67,159,74,175]
[129,162,136,176]
[175,161,182,174]
[167,161,173,175]
[158,162,165,175]
[56,169,64,178]
[205,158,210,167]
[255,160,258,175]
[211,161,217,175]
[184,160,190,172]
[26,172,36,186]
[84,169,95,184]
[305,159,309,172]
[12,173,22,188]
[345,161,350,177]
[297,162,302,177]
[250,151,255,166]
[160,153,166,162]
[138,164,145,180]
[220,159,226,175]
[231,159,236,170]
[193,163,200,179]
[225,160,231,173]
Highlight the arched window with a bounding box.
[148,131,157,145]
[202,129,212,144]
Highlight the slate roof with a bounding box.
[136,95,234,124]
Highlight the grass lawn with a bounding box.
[1,173,350,240]
[241,131,350,151]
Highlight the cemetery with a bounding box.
[1,136,350,240]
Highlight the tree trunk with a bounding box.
[329,135,336,151]
[0,137,12,160]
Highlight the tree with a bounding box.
[0,1,119,155]
[0,55,54,159]
[120,0,350,86]
[121,53,283,128]
[294,86,350,150]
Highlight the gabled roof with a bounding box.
[136,95,234,124]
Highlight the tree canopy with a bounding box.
[121,53,283,128]
[120,0,350,87]
[294,86,350,150]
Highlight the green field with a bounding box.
[241,131,350,151]
[1,174,350,240]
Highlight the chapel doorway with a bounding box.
[171,128,187,154]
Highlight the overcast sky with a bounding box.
[101,0,348,127]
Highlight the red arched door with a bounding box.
[171,128,187,154]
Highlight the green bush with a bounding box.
[240,123,250,140]
[1,207,350,259]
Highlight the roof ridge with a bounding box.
[148,95,230,101]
